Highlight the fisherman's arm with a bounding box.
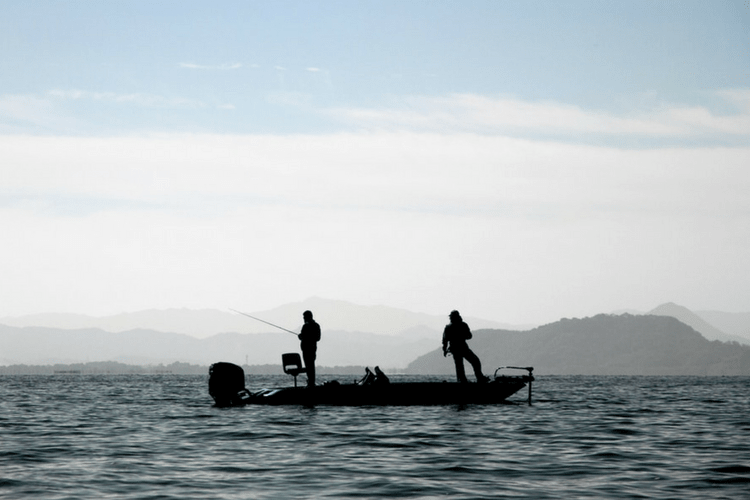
[463,323,472,340]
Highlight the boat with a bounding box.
[208,355,534,407]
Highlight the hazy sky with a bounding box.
[1,1,749,325]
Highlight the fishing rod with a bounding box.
[229,308,299,336]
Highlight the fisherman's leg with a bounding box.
[307,362,316,387]
[302,350,316,387]
[463,348,486,382]
[453,353,468,383]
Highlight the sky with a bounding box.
[1,1,749,325]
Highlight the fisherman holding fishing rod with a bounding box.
[298,310,321,388]
[230,308,321,388]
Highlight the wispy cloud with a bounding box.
[0,94,81,133]
[717,89,750,111]
[330,91,750,142]
[48,89,206,109]
[178,62,242,70]
[0,94,55,121]
[266,91,311,106]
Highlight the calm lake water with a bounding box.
[1,374,748,499]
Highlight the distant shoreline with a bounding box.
[2,361,748,377]
[0,361,375,376]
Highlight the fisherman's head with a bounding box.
[449,310,461,323]
[303,310,313,322]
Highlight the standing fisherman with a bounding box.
[299,310,321,388]
[442,310,488,384]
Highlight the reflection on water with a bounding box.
[1,375,748,499]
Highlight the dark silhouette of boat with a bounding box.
[208,355,534,406]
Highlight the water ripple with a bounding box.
[1,375,749,499]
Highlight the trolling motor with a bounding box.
[208,362,250,406]
[494,366,534,405]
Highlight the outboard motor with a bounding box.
[208,362,248,406]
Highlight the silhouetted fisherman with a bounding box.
[374,366,390,385]
[357,366,390,386]
[442,310,488,383]
[298,310,321,388]
[357,367,376,385]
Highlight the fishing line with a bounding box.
[229,308,299,336]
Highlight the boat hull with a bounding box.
[226,378,531,406]
[209,362,534,406]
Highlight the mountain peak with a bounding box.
[650,302,689,314]
[647,302,741,343]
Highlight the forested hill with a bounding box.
[405,314,750,376]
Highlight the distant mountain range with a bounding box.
[406,314,750,376]
[693,310,750,340]
[1,299,748,375]
[0,297,528,338]
[647,302,749,345]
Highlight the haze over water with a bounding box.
[2,375,748,499]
